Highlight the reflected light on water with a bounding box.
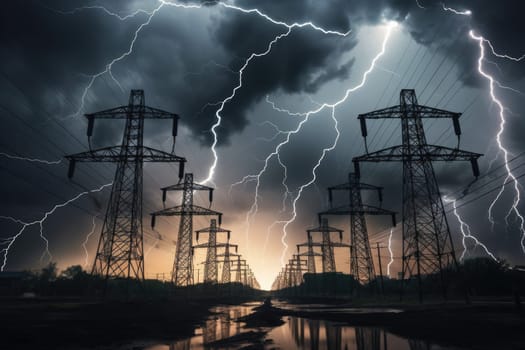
[144,304,464,350]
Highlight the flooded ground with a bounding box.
[141,303,466,350]
[272,301,404,314]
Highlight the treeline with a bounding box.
[274,257,525,300]
[0,263,263,299]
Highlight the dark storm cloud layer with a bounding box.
[0,0,524,272]
[1,0,523,147]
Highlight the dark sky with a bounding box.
[1,0,524,289]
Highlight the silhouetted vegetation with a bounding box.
[0,263,263,301]
[274,257,525,302]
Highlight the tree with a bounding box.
[40,262,57,282]
[60,265,87,280]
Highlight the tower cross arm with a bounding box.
[307,225,343,234]
[320,204,396,216]
[151,204,222,217]
[358,105,460,120]
[65,146,186,163]
[297,249,323,256]
[320,204,397,226]
[329,182,382,192]
[352,145,482,162]
[196,226,231,233]
[297,242,324,248]
[192,242,233,249]
[162,182,213,192]
[85,106,179,120]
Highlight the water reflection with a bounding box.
[269,316,463,350]
[146,304,463,350]
[146,304,253,350]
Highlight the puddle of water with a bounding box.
[273,301,403,314]
[142,304,465,350]
[143,303,255,350]
[268,317,464,350]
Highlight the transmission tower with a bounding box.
[231,256,248,284]
[151,173,221,286]
[319,172,396,285]
[193,219,233,283]
[353,89,481,300]
[216,243,238,283]
[286,255,308,287]
[306,218,348,273]
[297,234,322,274]
[65,90,186,281]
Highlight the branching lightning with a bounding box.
[482,38,525,62]
[441,3,471,16]
[430,4,525,254]
[81,215,98,267]
[56,0,350,184]
[469,30,525,253]
[277,23,396,265]
[387,228,394,276]
[0,152,62,165]
[61,3,165,120]
[230,23,396,264]
[0,183,112,271]
[49,5,153,20]
[444,196,498,261]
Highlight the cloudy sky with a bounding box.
[1,0,524,289]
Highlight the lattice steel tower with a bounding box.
[320,173,396,285]
[297,234,321,274]
[217,244,238,284]
[193,219,232,283]
[151,173,221,286]
[65,90,186,281]
[306,219,348,273]
[353,89,481,299]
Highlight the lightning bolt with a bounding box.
[387,228,394,276]
[0,183,112,271]
[55,0,350,180]
[278,23,396,265]
[0,152,62,165]
[81,215,98,267]
[162,0,352,185]
[481,38,525,62]
[230,23,396,265]
[444,196,498,261]
[60,3,165,119]
[441,3,472,16]
[429,4,525,254]
[48,5,154,20]
[469,30,525,253]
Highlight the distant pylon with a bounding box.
[354,89,481,300]
[65,90,186,282]
[151,173,221,286]
[193,219,233,283]
[319,173,396,285]
[306,218,348,273]
[216,242,238,283]
[297,234,321,274]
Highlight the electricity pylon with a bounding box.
[306,218,348,273]
[65,90,186,282]
[319,172,396,285]
[353,89,482,300]
[216,243,238,283]
[193,219,233,283]
[285,255,308,287]
[297,234,322,273]
[151,173,221,286]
